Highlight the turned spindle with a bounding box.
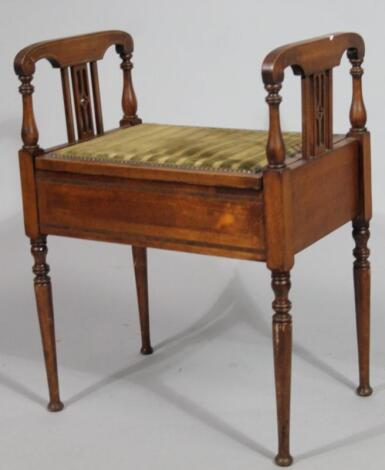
[271,270,293,467]
[352,220,372,397]
[119,52,142,127]
[31,236,63,412]
[348,56,367,132]
[18,74,40,153]
[265,84,286,169]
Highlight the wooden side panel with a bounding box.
[291,139,360,253]
[263,169,294,271]
[19,149,40,238]
[349,131,371,220]
[36,171,265,260]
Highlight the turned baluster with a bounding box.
[352,220,372,397]
[119,51,141,127]
[271,270,293,467]
[265,83,286,169]
[348,56,367,132]
[18,74,40,153]
[348,53,371,397]
[31,236,63,411]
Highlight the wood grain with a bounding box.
[36,170,265,260]
[14,30,372,466]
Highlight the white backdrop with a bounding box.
[1,2,385,469]
[1,0,384,221]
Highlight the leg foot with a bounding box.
[275,454,293,467]
[140,345,154,355]
[352,220,372,396]
[271,271,293,467]
[132,246,153,355]
[31,237,63,410]
[356,384,373,397]
[48,401,64,412]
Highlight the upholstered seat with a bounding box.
[49,123,302,173]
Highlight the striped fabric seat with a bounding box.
[49,123,302,174]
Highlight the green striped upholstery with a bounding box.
[49,123,302,173]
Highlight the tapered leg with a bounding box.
[31,236,63,412]
[132,246,153,355]
[352,220,372,397]
[271,270,293,466]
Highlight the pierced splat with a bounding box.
[70,64,95,140]
[60,61,104,143]
[301,70,333,158]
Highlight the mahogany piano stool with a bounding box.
[14,30,372,466]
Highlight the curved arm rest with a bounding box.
[14,30,140,150]
[14,30,133,76]
[262,32,364,85]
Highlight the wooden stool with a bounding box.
[14,31,372,466]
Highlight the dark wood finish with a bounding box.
[271,271,293,467]
[301,69,333,158]
[262,32,364,84]
[263,32,364,160]
[70,63,95,139]
[263,169,294,271]
[348,56,367,132]
[31,236,63,412]
[18,149,40,238]
[265,83,286,169]
[90,61,104,134]
[119,49,141,127]
[352,220,372,397]
[347,49,372,397]
[36,171,266,261]
[291,139,360,253]
[60,68,76,143]
[35,154,264,190]
[352,131,372,221]
[14,31,372,466]
[14,30,138,145]
[18,75,39,153]
[260,33,371,465]
[14,30,134,74]
[132,246,153,355]
[263,75,295,273]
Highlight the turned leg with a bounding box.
[271,271,293,466]
[31,236,63,412]
[352,220,372,397]
[132,246,153,355]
